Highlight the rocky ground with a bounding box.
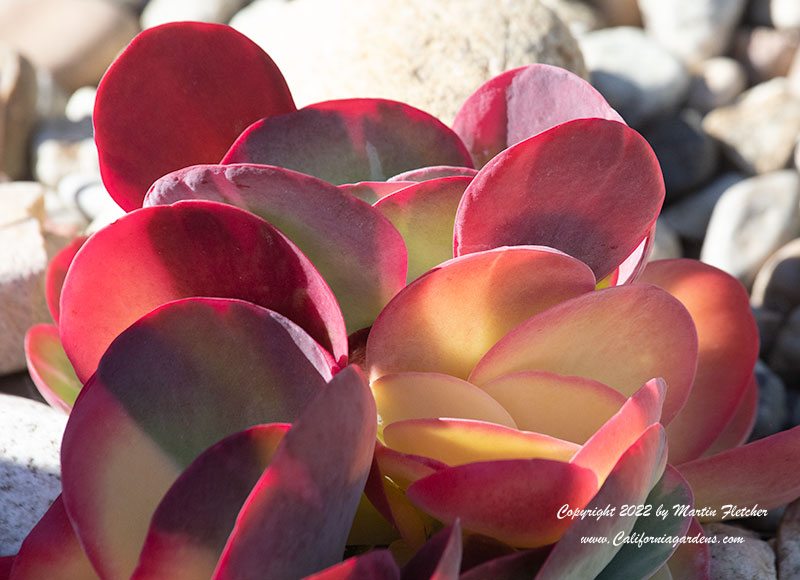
[2,0,800,577]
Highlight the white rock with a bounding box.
[58,173,122,221]
[231,0,587,125]
[0,181,45,227]
[772,0,800,30]
[637,0,748,64]
[579,26,689,126]
[703,523,777,579]
[141,0,251,28]
[700,170,800,287]
[31,117,97,188]
[687,57,748,114]
[64,86,97,122]
[0,393,67,556]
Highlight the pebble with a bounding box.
[0,45,37,181]
[584,0,641,27]
[788,49,800,97]
[687,57,748,114]
[752,305,785,357]
[768,306,800,388]
[732,26,800,84]
[579,26,689,127]
[750,359,789,440]
[660,172,746,244]
[541,0,604,38]
[751,238,800,316]
[0,0,139,93]
[778,498,800,579]
[0,393,67,557]
[703,78,800,175]
[700,170,800,286]
[772,0,800,30]
[650,219,682,261]
[31,116,97,188]
[641,109,719,201]
[231,0,587,125]
[64,86,96,123]
[703,523,777,579]
[0,181,45,226]
[141,0,251,28]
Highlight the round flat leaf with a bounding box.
[94,22,295,211]
[61,298,337,580]
[45,235,86,323]
[222,98,474,185]
[24,324,81,412]
[453,64,624,168]
[59,200,347,382]
[702,374,757,458]
[145,163,407,332]
[454,118,664,281]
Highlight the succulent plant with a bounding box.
[9,20,800,580]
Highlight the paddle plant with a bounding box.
[9,20,800,580]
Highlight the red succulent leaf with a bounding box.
[388,166,477,182]
[400,521,463,580]
[211,367,376,580]
[24,324,81,412]
[453,118,664,282]
[222,98,474,185]
[145,163,407,332]
[453,64,624,168]
[60,298,337,580]
[303,551,400,580]
[94,22,295,211]
[45,235,87,324]
[339,181,414,205]
[59,200,347,382]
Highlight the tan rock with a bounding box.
[0,181,45,227]
[0,45,37,180]
[778,498,800,579]
[703,523,777,580]
[733,26,800,84]
[585,0,641,26]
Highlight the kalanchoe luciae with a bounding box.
[11,19,800,580]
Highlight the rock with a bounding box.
[750,359,789,440]
[703,78,800,175]
[788,48,800,97]
[541,0,605,37]
[231,0,587,125]
[743,504,787,536]
[0,394,67,556]
[141,0,251,28]
[772,0,800,30]
[0,181,45,226]
[637,0,748,64]
[641,109,718,201]
[64,86,96,122]
[650,220,682,261]
[0,45,37,180]
[733,26,800,85]
[778,498,800,579]
[31,116,96,188]
[769,306,800,388]
[0,0,139,93]
[579,26,689,127]
[58,172,122,221]
[0,372,40,400]
[752,238,800,315]
[687,57,748,114]
[584,0,641,26]
[746,0,774,26]
[660,172,746,243]
[700,170,800,287]
[703,523,777,579]
[752,305,785,357]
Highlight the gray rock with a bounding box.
[0,393,67,556]
[641,109,719,200]
[649,220,682,261]
[31,116,97,188]
[732,26,800,85]
[746,0,774,26]
[703,523,777,579]
[58,172,122,222]
[584,0,641,26]
[637,0,748,64]
[703,78,800,175]
[700,170,800,286]
[541,0,605,37]
[750,360,789,440]
[778,499,800,580]
[687,57,748,114]
[752,305,785,357]
[579,26,689,127]
[231,0,587,125]
[0,44,37,180]
[660,172,746,243]
[752,238,800,315]
[142,0,252,28]
[768,306,800,388]
[0,0,139,92]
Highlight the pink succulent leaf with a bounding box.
[407,458,598,548]
[211,366,377,580]
[8,495,99,580]
[640,259,759,464]
[702,374,757,458]
[339,181,415,205]
[470,285,697,426]
[388,166,478,182]
[45,235,87,324]
[367,246,596,382]
[59,200,347,382]
[677,425,800,518]
[302,550,401,580]
[130,424,289,580]
[665,519,710,579]
[144,163,407,333]
[94,21,295,211]
[60,298,336,580]
[458,547,551,580]
[534,424,668,580]
[400,521,463,580]
[222,98,474,185]
[453,118,664,282]
[374,176,471,283]
[24,324,81,412]
[452,64,625,168]
[598,225,655,288]
[595,466,693,580]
